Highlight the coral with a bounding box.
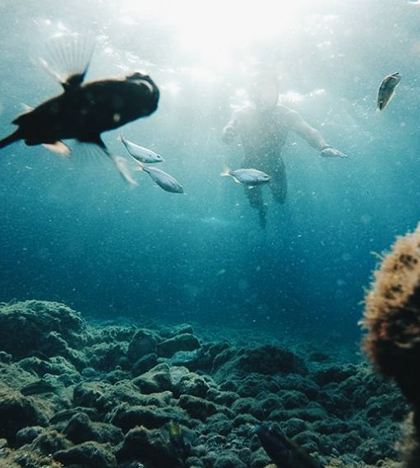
[362,223,420,466]
[362,226,420,407]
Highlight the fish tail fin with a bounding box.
[220,167,231,177]
[110,155,138,185]
[0,129,21,150]
[134,161,144,172]
[92,136,137,185]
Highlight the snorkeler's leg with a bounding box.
[244,186,267,229]
[270,158,287,205]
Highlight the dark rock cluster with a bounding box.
[0,300,406,467]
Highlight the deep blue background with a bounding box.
[1,0,420,342]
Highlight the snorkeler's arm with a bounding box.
[222,109,241,144]
[287,110,348,158]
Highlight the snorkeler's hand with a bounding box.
[320,146,348,158]
[222,126,235,144]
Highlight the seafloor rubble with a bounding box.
[0,300,407,468]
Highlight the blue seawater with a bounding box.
[0,0,420,344]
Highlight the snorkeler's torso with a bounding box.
[236,105,292,165]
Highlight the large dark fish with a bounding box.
[377,72,401,111]
[255,424,322,468]
[0,33,160,183]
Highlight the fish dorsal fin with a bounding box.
[62,71,88,91]
[39,32,94,90]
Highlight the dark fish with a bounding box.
[0,33,160,183]
[377,72,401,111]
[255,424,322,468]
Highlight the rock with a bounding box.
[0,388,48,441]
[313,364,358,386]
[18,356,79,380]
[63,412,124,445]
[158,334,201,358]
[0,301,84,360]
[173,371,212,398]
[0,352,12,364]
[109,403,187,432]
[207,390,240,406]
[85,342,128,371]
[127,330,158,361]
[15,426,45,446]
[73,381,111,410]
[132,353,158,377]
[31,429,73,454]
[54,441,117,468]
[283,418,307,437]
[179,395,218,420]
[117,425,183,468]
[250,447,271,468]
[132,363,172,393]
[162,324,195,338]
[214,453,247,468]
[213,345,308,382]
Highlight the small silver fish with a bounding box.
[136,162,184,193]
[377,72,401,111]
[120,135,164,163]
[221,167,270,186]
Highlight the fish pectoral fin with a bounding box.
[42,141,71,156]
[39,32,94,89]
[111,155,138,186]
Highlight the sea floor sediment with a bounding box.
[0,300,406,468]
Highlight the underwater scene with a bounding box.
[2,0,420,466]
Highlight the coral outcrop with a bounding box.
[362,222,420,466]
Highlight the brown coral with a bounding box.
[362,223,420,408]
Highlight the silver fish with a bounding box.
[120,135,164,163]
[221,167,270,186]
[136,162,184,193]
[377,72,401,111]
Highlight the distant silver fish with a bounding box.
[377,72,401,111]
[221,167,270,186]
[136,162,184,193]
[120,135,164,163]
